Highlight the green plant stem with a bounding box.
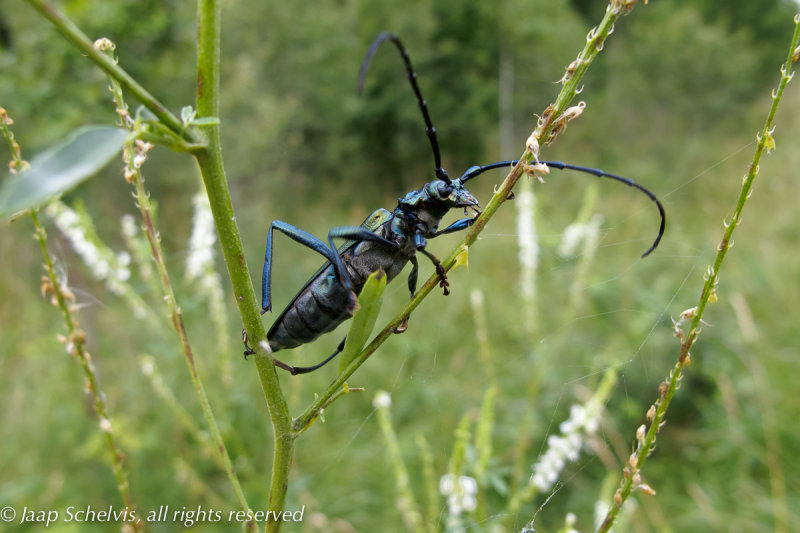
[194,2,293,532]
[293,0,634,435]
[24,0,190,141]
[27,0,293,528]
[597,13,800,533]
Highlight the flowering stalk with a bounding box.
[95,39,255,531]
[441,414,478,531]
[44,200,148,317]
[515,178,539,339]
[469,290,497,389]
[120,214,157,290]
[507,370,616,529]
[597,13,800,532]
[509,187,602,503]
[415,434,439,532]
[138,355,211,448]
[373,391,425,533]
[1,108,141,529]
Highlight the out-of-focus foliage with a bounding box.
[2,1,800,532]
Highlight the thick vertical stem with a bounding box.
[195,2,294,531]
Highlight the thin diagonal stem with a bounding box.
[597,12,800,533]
[24,0,191,141]
[33,212,142,529]
[294,0,637,434]
[97,42,256,531]
[3,108,141,529]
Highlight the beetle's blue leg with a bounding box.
[262,221,345,313]
[328,226,397,250]
[433,216,476,236]
[412,232,450,295]
[273,337,347,375]
[419,248,450,295]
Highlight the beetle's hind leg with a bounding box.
[272,337,347,375]
[242,328,255,358]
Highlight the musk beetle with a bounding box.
[248,32,665,374]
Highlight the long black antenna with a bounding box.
[358,32,450,183]
[461,160,666,257]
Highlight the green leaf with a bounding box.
[338,269,387,374]
[180,105,197,125]
[0,126,129,218]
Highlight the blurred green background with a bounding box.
[1,0,799,531]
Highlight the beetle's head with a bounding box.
[428,178,480,214]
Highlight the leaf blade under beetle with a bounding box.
[338,269,387,374]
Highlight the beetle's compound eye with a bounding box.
[436,181,454,198]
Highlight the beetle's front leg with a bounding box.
[431,215,478,237]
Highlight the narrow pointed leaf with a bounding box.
[0,126,129,217]
[453,244,469,270]
[338,269,387,374]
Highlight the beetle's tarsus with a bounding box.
[435,263,450,295]
[392,316,409,333]
[242,328,256,359]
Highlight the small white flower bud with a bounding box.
[372,390,392,409]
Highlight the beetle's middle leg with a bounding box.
[391,256,420,334]
[413,230,450,295]
[262,221,351,313]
